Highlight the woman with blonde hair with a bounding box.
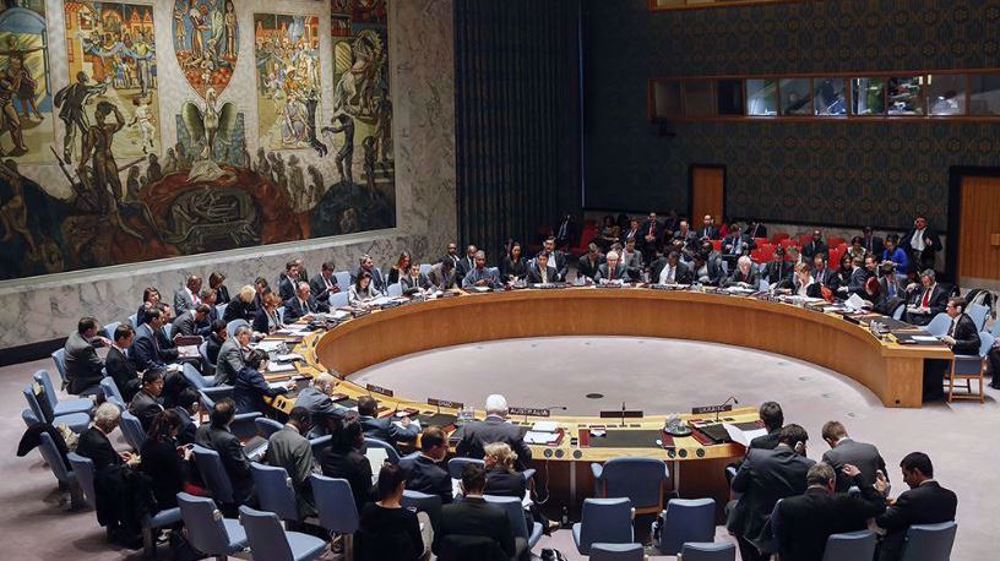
[223,284,257,322]
[483,442,560,534]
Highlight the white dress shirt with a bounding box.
[911,228,926,252]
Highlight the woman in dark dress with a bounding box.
[386,251,412,285]
[209,271,231,304]
[357,463,424,561]
[140,410,190,512]
[222,285,256,323]
[501,242,528,282]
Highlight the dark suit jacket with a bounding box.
[821,438,888,492]
[802,240,829,260]
[724,267,760,288]
[433,497,515,560]
[577,254,605,280]
[748,429,781,450]
[456,256,476,281]
[812,267,839,290]
[277,275,296,302]
[283,295,329,322]
[548,251,568,281]
[233,365,287,414]
[360,415,419,445]
[722,234,755,257]
[400,273,432,293]
[321,448,374,512]
[847,267,869,296]
[862,236,885,256]
[215,285,231,304]
[140,436,186,510]
[429,264,458,290]
[353,267,388,293]
[252,306,282,334]
[195,424,253,503]
[901,227,941,259]
[129,389,165,431]
[77,427,123,471]
[456,416,532,470]
[223,298,255,323]
[653,260,693,284]
[697,226,720,240]
[876,481,957,561]
[594,262,628,283]
[764,261,794,286]
[525,263,559,284]
[105,346,140,402]
[130,325,166,372]
[310,273,340,303]
[949,313,981,355]
[639,219,664,245]
[909,284,949,318]
[400,453,453,505]
[65,331,104,394]
[172,311,199,337]
[774,481,886,561]
[205,333,224,365]
[727,445,815,546]
[485,468,527,499]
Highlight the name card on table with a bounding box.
[366,383,394,397]
[691,404,733,415]
[428,397,464,410]
[509,406,551,418]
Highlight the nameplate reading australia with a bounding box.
[509,407,551,417]
[366,384,394,397]
[427,397,464,410]
[691,404,733,415]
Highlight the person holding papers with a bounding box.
[655,250,692,285]
[350,270,384,306]
[724,255,759,289]
[904,269,948,326]
[252,292,285,335]
[233,349,291,414]
[284,281,329,322]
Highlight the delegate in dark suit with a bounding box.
[171,311,199,337]
[748,429,781,450]
[360,414,419,445]
[130,324,168,372]
[428,263,459,290]
[283,295,329,323]
[653,259,693,284]
[399,453,453,505]
[949,313,981,355]
[128,389,164,431]
[577,253,605,281]
[594,262,628,282]
[252,306,282,334]
[525,263,559,284]
[277,275,296,302]
[233,365,288,414]
[352,267,388,293]
[802,240,828,260]
[265,425,317,516]
[64,331,105,395]
[763,261,793,286]
[902,226,942,272]
[821,438,888,492]
[723,267,760,288]
[309,273,339,304]
[906,284,949,325]
[876,481,957,561]
[320,447,374,512]
[105,346,140,402]
[456,416,532,470]
[433,497,515,561]
[214,337,246,387]
[547,250,569,282]
[294,387,347,429]
[77,427,123,471]
[195,424,254,503]
[400,273,432,293]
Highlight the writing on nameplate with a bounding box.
[366,384,394,397]
[428,397,464,410]
[509,407,552,417]
[691,404,734,415]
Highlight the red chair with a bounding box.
[828,247,842,266]
[753,238,769,248]
[772,232,790,244]
[710,239,723,252]
[750,249,764,263]
[758,244,776,262]
[778,238,798,250]
[827,236,846,248]
[798,233,813,247]
[570,226,598,258]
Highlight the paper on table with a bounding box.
[524,431,560,445]
[331,310,352,320]
[723,422,768,448]
[844,293,867,312]
[254,341,284,352]
[366,447,390,481]
[531,421,559,433]
[275,353,304,362]
[267,381,289,390]
[266,362,296,373]
[912,335,940,342]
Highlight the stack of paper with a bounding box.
[524,431,560,445]
[723,423,768,448]
[267,362,296,373]
[275,353,304,362]
[254,341,284,352]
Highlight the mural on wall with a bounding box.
[173,0,239,100]
[0,0,397,282]
[0,1,54,164]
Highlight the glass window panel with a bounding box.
[925,74,965,115]
[746,79,778,116]
[652,81,682,118]
[684,81,716,117]
[969,74,1000,115]
[716,79,743,115]
[813,78,847,115]
[779,78,812,115]
[887,76,926,115]
[852,78,885,115]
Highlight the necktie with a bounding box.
[922,288,931,307]
[610,267,616,280]
[541,268,547,283]
[889,282,896,298]
[948,320,956,337]
[301,299,308,312]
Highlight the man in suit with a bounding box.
[106,324,140,402]
[284,281,330,322]
[265,407,317,517]
[727,424,815,561]
[357,395,419,447]
[763,248,793,287]
[838,256,870,298]
[173,275,203,315]
[525,251,559,284]
[640,213,663,263]
[875,452,957,561]
[862,226,884,257]
[554,214,578,249]
[277,260,300,302]
[722,223,755,265]
[442,241,461,267]
[214,325,250,386]
[802,230,828,261]
[594,250,628,283]
[400,426,453,505]
[654,250,693,285]
[922,296,983,399]
[172,304,210,337]
[456,245,478,280]
[820,420,888,492]
[429,259,459,290]
[400,263,432,293]
[673,220,698,252]
[622,217,641,246]
[462,250,501,289]
[620,238,644,281]
[432,463,516,561]
[878,262,905,302]
[195,398,254,505]
[541,237,569,281]
[352,254,388,293]
[902,215,941,274]
[812,253,840,292]
[746,220,768,240]
[197,288,219,336]
[310,261,341,305]
[456,394,532,471]
[294,373,347,436]
[128,368,165,431]
[904,269,948,326]
[64,316,109,395]
[773,462,887,561]
[129,308,172,372]
[576,243,605,282]
[750,401,784,449]
[174,388,200,445]
[697,214,720,241]
[724,255,760,288]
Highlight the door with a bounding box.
[956,175,1000,287]
[689,165,726,225]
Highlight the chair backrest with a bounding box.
[364,437,401,465]
[402,489,442,529]
[39,432,73,486]
[893,302,906,321]
[128,313,139,327]
[99,377,125,409]
[599,457,668,509]
[66,451,96,508]
[310,474,360,533]
[162,323,175,340]
[992,319,1000,339]
[22,384,48,423]
[483,495,529,540]
[658,497,716,555]
[21,408,40,427]
[925,313,952,337]
[215,303,228,320]
[334,271,351,292]
[590,543,645,561]
[226,319,250,338]
[198,341,214,367]
[177,492,235,555]
[578,497,633,555]
[978,332,995,357]
[967,302,989,331]
[102,321,121,341]
[310,434,332,457]
[681,541,737,561]
[419,263,433,276]
[255,417,284,439]
[239,505,295,561]
[447,457,485,480]
[329,291,350,309]
[822,529,877,561]
[192,444,235,504]
[51,349,68,385]
[900,521,958,561]
[250,462,300,522]
[120,410,147,451]
[182,362,209,391]
[32,370,60,411]
[387,283,403,297]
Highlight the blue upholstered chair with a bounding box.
[419,263,433,276]
[102,321,121,341]
[402,489,443,531]
[215,304,228,321]
[310,435,332,457]
[99,377,126,410]
[311,474,360,558]
[592,457,669,515]
[22,408,40,427]
[387,283,403,297]
[484,494,543,555]
[948,332,993,402]
[925,313,952,337]
[447,457,485,479]
[65,451,93,510]
[226,319,250,338]
[192,444,236,505]
[33,370,93,416]
[198,387,261,439]
[182,362,214,390]
[572,497,634,556]
[967,302,989,332]
[680,542,737,561]
[900,522,958,561]
[329,291,350,309]
[251,462,300,523]
[239,506,327,561]
[39,434,82,508]
[892,303,906,321]
[50,348,69,389]
[657,497,716,555]
[255,417,284,439]
[334,271,351,293]
[199,341,216,376]
[119,410,148,451]
[22,384,90,433]
[177,492,247,560]
[129,313,139,327]
[363,436,400,465]
[590,543,645,561]
[822,529,877,561]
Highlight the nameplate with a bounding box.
[509,406,551,417]
[691,404,733,415]
[599,410,644,419]
[428,397,463,410]
[366,384,394,397]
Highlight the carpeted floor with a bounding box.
[3,336,998,560]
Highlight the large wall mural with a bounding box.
[0,0,396,282]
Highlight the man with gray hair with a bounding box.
[455,394,532,470]
[904,268,948,326]
[214,324,251,386]
[772,462,887,561]
[295,372,347,436]
[284,281,328,322]
[595,250,628,282]
[461,250,501,289]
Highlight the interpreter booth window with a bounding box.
[779,78,812,115]
[813,78,847,115]
[652,80,682,118]
[852,77,886,115]
[746,79,778,116]
[969,74,1000,115]
[923,74,965,115]
[683,80,716,117]
[887,76,926,115]
[716,79,744,115]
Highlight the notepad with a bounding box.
[912,335,940,342]
[723,422,768,448]
[524,431,560,445]
[267,362,296,373]
[531,421,559,433]
[254,341,285,352]
[275,353,304,362]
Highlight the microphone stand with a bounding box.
[715,396,739,422]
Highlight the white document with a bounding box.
[524,431,560,445]
[254,341,284,352]
[844,293,867,312]
[911,335,940,342]
[531,421,559,433]
[275,353,304,362]
[366,447,390,478]
[723,423,768,448]
[266,362,296,373]
[331,310,352,320]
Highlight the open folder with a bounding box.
[723,423,768,448]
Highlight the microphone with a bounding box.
[543,405,568,412]
[716,396,739,421]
